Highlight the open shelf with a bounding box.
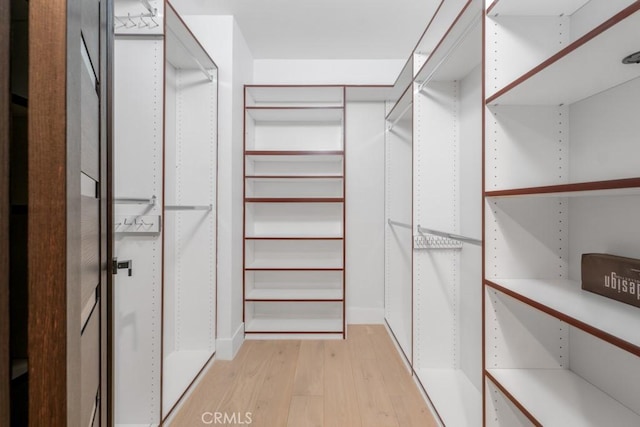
[245,153,343,177]
[486,369,640,427]
[245,150,344,156]
[415,369,482,427]
[245,288,342,301]
[487,0,590,16]
[245,175,344,179]
[485,178,640,198]
[162,350,212,416]
[243,86,345,337]
[245,202,343,238]
[486,4,640,105]
[245,176,343,198]
[245,236,343,240]
[414,0,482,84]
[245,197,344,203]
[245,85,344,107]
[245,300,343,333]
[245,106,343,122]
[245,239,343,269]
[385,84,412,123]
[165,3,216,78]
[486,279,640,356]
[244,317,343,334]
[245,270,342,301]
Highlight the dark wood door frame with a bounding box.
[1,0,11,424]
[28,0,82,423]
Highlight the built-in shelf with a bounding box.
[245,197,344,203]
[385,84,412,124]
[245,288,342,301]
[165,3,216,81]
[245,85,344,107]
[414,1,482,84]
[245,175,344,179]
[486,279,640,356]
[244,317,343,334]
[486,4,640,105]
[415,369,482,427]
[245,154,343,177]
[245,260,342,270]
[246,233,343,239]
[162,350,213,416]
[485,178,640,198]
[486,369,640,427]
[487,0,590,16]
[245,107,343,122]
[245,236,343,240]
[245,267,343,272]
[245,150,344,156]
[388,57,413,104]
[244,86,345,338]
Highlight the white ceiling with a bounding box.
[173,0,441,60]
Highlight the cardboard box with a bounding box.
[582,253,640,308]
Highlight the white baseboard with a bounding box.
[215,322,244,360]
[347,307,384,324]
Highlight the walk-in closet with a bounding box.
[3,0,640,425]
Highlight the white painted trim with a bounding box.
[215,322,245,360]
[347,307,384,324]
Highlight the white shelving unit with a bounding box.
[383,3,485,425]
[113,1,218,424]
[162,2,217,418]
[384,66,413,365]
[113,1,164,424]
[412,1,483,426]
[484,1,640,425]
[243,86,346,337]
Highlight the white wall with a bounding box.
[345,102,386,323]
[184,15,253,359]
[254,59,405,85]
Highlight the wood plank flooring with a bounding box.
[170,325,437,427]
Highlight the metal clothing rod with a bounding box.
[388,219,412,229]
[415,14,481,94]
[114,195,157,205]
[165,204,212,211]
[387,101,413,131]
[168,25,215,82]
[417,225,481,246]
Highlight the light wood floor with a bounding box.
[170,325,437,427]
